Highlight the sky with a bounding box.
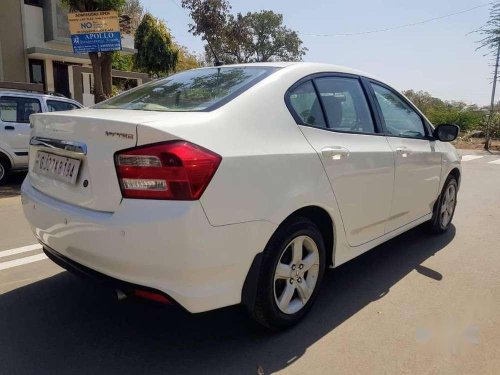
[140,0,495,106]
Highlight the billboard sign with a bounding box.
[68,11,122,54]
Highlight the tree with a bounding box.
[133,13,179,77]
[175,46,203,72]
[121,0,144,34]
[180,0,231,64]
[62,0,126,103]
[474,3,500,149]
[181,0,306,64]
[402,90,485,132]
[245,11,306,62]
[113,0,142,72]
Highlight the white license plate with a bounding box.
[34,151,81,185]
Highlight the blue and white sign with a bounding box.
[68,11,122,54]
[71,32,122,54]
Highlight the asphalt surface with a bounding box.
[0,151,499,375]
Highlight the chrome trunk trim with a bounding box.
[30,137,87,155]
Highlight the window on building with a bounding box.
[0,97,42,123]
[29,60,46,91]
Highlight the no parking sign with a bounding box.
[68,11,122,54]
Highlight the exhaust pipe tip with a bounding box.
[115,289,128,301]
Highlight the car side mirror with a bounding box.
[433,124,459,142]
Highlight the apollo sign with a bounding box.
[68,11,122,54]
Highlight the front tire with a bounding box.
[429,175,458,234]
[250,217,326,330]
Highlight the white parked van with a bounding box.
[0,90,82,183]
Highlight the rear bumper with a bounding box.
[21,177,276,313]
[42,244,176,306]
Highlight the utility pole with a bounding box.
[485,39,500,150]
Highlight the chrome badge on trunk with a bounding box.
[105,131,134,140]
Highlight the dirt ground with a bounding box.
[453,137,500,151]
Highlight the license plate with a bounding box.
[34,151,81,185]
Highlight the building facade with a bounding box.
[0,0,138,105]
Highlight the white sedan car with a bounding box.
[22,63,460,329]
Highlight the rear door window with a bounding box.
[287,81,326,128]
[314,77,375,134]
[0,96,41,123]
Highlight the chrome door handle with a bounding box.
[396,147,411,157]
[321,146,350,160]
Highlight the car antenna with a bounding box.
[207,39,224,66]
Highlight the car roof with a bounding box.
[212,62,379,79]
[1,90,62,99]
[0,90,82,105]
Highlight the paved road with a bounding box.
[0,151,499,374]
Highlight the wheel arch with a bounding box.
[448,167,461,188]
[241,205,335,311]
[0,151,12,170]
[280,206,335,266]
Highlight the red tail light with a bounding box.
[115,141,221,200]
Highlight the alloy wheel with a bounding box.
[440,183,456,227]
[273,235,320,315]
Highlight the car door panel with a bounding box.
[0,96,41,152]
[384,137,441,232]
[300,127,395,246]
[368,82,441,233]
[288,75,395,247]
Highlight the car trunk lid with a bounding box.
[28,109,178,212]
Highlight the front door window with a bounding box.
[371,83,426,138]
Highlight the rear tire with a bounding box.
[250,217,326,330]
[428,175,458,234]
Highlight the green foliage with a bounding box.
[403,90,486,132]
[245,11,306,62]
[134,13,179,77]
[474,3,500,57]
[181,0,306,64]
[175,46,203,72]
[182,0,230,42]
[61,0,126,12]
[111,51,133,71]
[485,113,500,138]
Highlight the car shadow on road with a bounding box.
[0,172,26,198]
[0,224,454,374]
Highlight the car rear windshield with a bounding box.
[94,66,278,112]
